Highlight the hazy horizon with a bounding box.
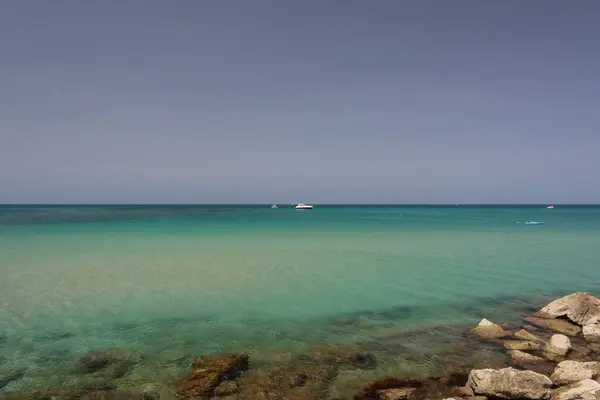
[2,1,599,204]
[1,203,598,206]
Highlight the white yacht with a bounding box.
[547,205,555,209]
[295,203,313,210]
[271,205,278,209]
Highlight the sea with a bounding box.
[1,205,599,392]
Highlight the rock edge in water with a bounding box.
[177,353,249,399]
[3,291,600,400]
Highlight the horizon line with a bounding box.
[1,203,599,206]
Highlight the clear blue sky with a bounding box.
[1,1,599,204]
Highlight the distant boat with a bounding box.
[295,203,313,210]
[271,205,278,209]
[525,221,544,225]
[547,205,555,209]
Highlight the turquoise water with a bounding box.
[1,205,600,391]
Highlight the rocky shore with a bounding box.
[2,292,600,400]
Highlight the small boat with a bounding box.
[547,205,555,209]
[295,203,313,210]
[271,205,278,209]
[525,221,544,225]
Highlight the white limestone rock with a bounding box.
[551,361,600,386]
[552,379,600,400]
[467,367,552,399]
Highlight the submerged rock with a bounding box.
[545,334,572,357]
[177,353,249,399]
[552,379,600,400]
[0,367,27,390]
[213,380,240,396]
[567,344,595,362]
[467,367,552,399]
[354,377,426,400]
[523,316,582,336]
[354,374,470,400]
[0,382,119,400]
[79,390,155,400]
[283,363,338,388]
[507,350,556,377]
[507,350,546,364]
[259,349,296,366]
[236,369,281,399]
[470,319,511,339]
[538,292,600,326]
[514,329,543,342]
[377,387,417,399]
[236,362,337,400]
[77,348,143,376]
[551,361,600,386]
[305,344,376,369]
[503,340,541,351]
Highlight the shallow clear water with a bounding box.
[1,205,599,391]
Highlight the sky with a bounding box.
[1,1,599,204]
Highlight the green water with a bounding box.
[1,205,599,391]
